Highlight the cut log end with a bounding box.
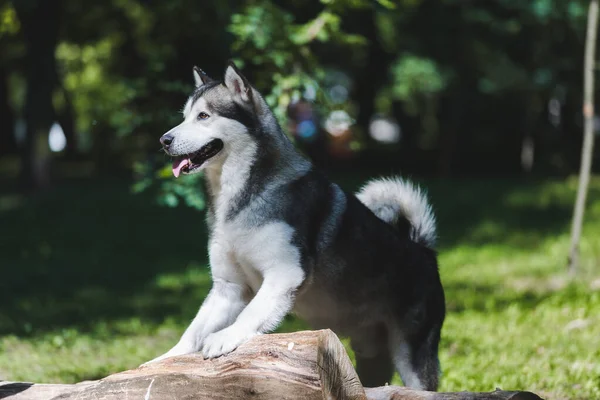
[317,329,365,399]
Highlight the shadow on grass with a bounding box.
[0,178,211,336]
[1,174,595,338]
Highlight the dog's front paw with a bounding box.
[202,327,256,359]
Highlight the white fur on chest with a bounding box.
[210,220,302,293]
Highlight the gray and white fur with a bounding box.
[146,62,446,391]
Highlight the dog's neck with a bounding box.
[204,134,309,225]
[204,103,311,224]
[204,138,257,222]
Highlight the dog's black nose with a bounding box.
[160,133,174,148]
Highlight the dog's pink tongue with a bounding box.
[172,158,190,178]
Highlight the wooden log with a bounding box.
[364,386,543,400]
[1,330,365,400]
[0,330,543,400]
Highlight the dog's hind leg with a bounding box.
[355,351,395,388]
[351,324,394,387]
[388,325,442,391]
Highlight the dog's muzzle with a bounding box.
[167,139,224,177]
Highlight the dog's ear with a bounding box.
[224,61,252,103]
[193,66,214,87]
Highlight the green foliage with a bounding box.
[123,0,590,207]
[132,161,206,210]
[229,2,314,122]
[228,1,366,124]
[56,39,139,145]
[0,2,19,37]
[388,55,446,147]
[568,1,586,19]
[390,55,446,101]
[320,0,401,11]
[156,174,205,209]
[229,3,294,54]
[532,0,553,19]
[3,0,597,199]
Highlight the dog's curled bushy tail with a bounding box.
[356,177,436,248]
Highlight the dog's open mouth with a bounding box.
[172,139,224,178]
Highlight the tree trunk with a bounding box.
[364,387,541,400]
[57,86,77,159]
[568,0,599,275]
[14,0,61,190]
[0,64,17,156]
[0,330,542,400]
[349,8,393,141]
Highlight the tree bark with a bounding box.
[568,0,599,275]
[0,65,17,156]
[0,330,542,400]
[364,387,542,400]
[56,86,77,159]
[13,0,61,190]
[348,7,393,141]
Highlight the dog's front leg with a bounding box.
[202,266,304,359]
[142,278,247,365]
[143,247,248,365]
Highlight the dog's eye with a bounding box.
[198,112,210,120]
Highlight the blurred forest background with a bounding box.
[1,0,599,190]
[1,1,600,399]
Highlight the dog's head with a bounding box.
[160,62,260,177]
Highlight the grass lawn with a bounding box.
[1,173,599,400]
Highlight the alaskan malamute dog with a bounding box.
[149,62,445,390]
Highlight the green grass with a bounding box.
[1,174,599,400]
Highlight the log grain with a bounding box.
[364,387,542,400]
[0,330,543,400]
